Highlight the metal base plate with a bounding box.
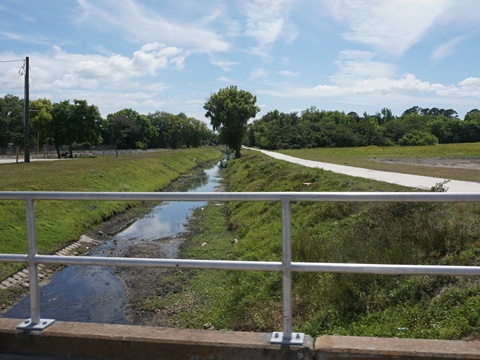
[270,332,304,345]
[17,318,55,331]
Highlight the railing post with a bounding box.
[17,198,55,331]
[271,199,304,345]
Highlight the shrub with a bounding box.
[398,131,438,146]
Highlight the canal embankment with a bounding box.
[0,147,224,314]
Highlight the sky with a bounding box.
[1,0,479,124]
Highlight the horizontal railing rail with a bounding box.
[1,191,480,344]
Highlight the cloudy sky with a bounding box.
[1,0,479,123]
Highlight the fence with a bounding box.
[1,191,480,345]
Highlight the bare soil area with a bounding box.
[374,158,480,170]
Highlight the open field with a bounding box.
[278,143,480,183]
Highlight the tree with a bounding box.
[50,100,71,158]
[105,114,137,156]
[107,109,156,149]
[204,86,260,158]
[49,100,103,158]
[0,94,24,148]
[30,98,53,151]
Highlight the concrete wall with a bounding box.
[1,318,480,359]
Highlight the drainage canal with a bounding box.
[3,160,224,324]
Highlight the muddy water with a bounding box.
[3,161,224,324]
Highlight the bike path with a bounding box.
[247,148,480,193]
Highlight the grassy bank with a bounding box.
[278,143,480,182]
[139,149,480,340]
[0,147,223,282]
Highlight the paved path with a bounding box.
[0,158,60,164]
[248,148,480,193]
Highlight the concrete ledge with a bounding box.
[0,318,314,360]
[315,335,480,359]
[2,317,480,359]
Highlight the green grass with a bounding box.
[136,204,236,329]
[277,143,480,182]
[137,149,480,340]
[0,147,223,280]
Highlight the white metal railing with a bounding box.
[1,191,480,345]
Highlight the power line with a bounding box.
[0,59,23,63]
[0,61,26,93]
[0,70,20,90]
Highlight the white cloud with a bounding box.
[431,37,465,61]
[1,43,188,116]
[257,73,480,101]
[331,50,396,86]
[211,60,239,71]
[459,77,480,87]
[217,76,234,82]
[240,0,297,58]
[278,70,299,77]
[44,42,187,89]
[76,0,230,53]
[0,32,56,46]
[325,0,453,56]
[249,68,268,80]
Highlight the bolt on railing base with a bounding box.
[17,318,55,331]
[270,332,304,345]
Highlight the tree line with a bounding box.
[247,106,480,150]
[0,95,215,158]
[2,87,479,159]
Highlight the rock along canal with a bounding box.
[3,160,225,324]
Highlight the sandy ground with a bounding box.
[373,157,480,170]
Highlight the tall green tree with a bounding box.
[0,94,24,148]
[105,114,137,156]
[50,100,71,158]
[204,86,260,158]
[107,109,156,149]
[30,98,53,151]
[49,100,103,158]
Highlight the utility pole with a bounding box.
[23,56,30,163]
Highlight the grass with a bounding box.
[277,143,480,182]
[136,204,236,329]
[136,147,480,340]
[0,147,223,281]
[4,143,480,339]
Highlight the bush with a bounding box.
[398,131,438,146]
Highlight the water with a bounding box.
[3,160,224,324]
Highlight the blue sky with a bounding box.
[1,0,479,123]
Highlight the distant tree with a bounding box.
[204,86,260,158]
[401,106,422,117]
[68,100,103,157]
[30,98,53,151]
[106,114,137,156]
[107,109,156,149]
[50,100,71,158]
[465,109,480,122]
[49,100,103,158]
[0,94,24,148]
[380,107,394,124]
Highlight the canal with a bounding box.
[3,160,224,324]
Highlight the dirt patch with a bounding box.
[373,158,480,170]
[113,238,184,326]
